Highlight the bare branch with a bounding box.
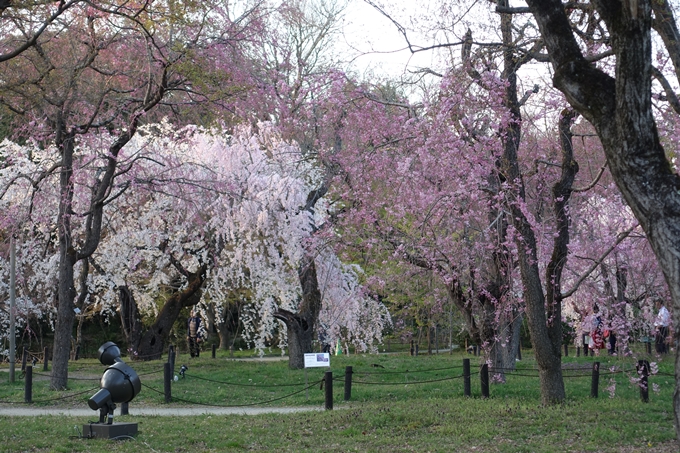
[561,224,638,299]
[495,6,531,14]
[572,163,607,193]
[0,0,81,63]
[652,66,680,115]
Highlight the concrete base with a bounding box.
[82,422,138,439]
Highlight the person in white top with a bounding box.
[654,299,671,354]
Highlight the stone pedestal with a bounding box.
[82,422,138,439]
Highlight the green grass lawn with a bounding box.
[0,347,677,452]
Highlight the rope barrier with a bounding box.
[183,373,309,388]
[30,367,164,380]
[656,371,674,377]
[141,380,322,407]
[0,387,99,405]
[31,371,100,382]
[351,374,465,386]
[355,364,463,376]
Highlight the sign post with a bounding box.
[303,353,331,400]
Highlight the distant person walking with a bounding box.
[654,299,670,354]
[187,310,203,358]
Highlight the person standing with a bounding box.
[187,310,203,358]
[589,305,604,356]
[654,299,671,354]
[607,330,617,356]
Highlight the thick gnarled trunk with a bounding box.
[136,266,206,360]
[119,286,143,357]
[275,257,322,369]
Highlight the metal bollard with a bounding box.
[120,401,129,415]
[324,371,333,410]
[590,362,600,398]
[21,347,27,372]
[43,346,49,371]
[212,344,216,359]
[344,366,352,401]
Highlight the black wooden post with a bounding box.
[410,340,414,356]
[21,347,27,372]
[164,362,172,403]
[344,366,353,401]
[577,346,581,357]
[637,360,650,403]
[212,344,216,358]
[463,358,471,397]
[480,363,489,398]
[169,345,176,375]
[324,371,333,410]
[415,343,419,356]
[24,366,32,403]
[590,362,600,398]
[120,401,129,415]
[74,345,80,361]
[43,346,49,371]
[564,344,568,357]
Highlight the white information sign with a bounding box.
[304,353,331,368]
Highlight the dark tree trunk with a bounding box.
[489,313,523,380]
[205,302,240,350]
[217,321,231,350]
[526,0,680,435]
[446,277,521,375]
[495,3,571,403]
[136,265,206,360]
[51,133,77,391]
[275,257,322,369]
[119,286,143,357]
